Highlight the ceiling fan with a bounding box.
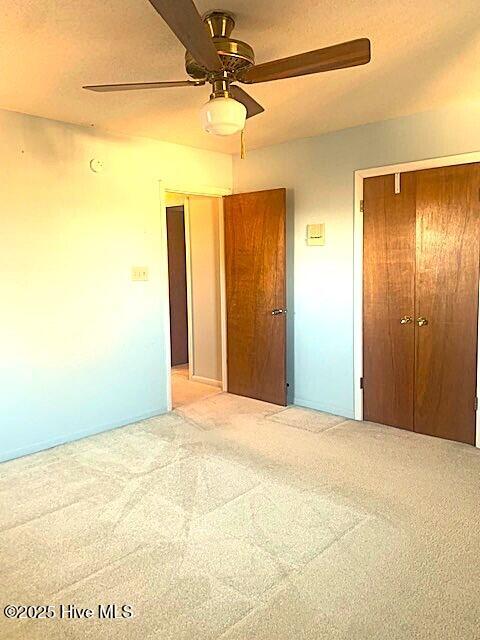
[83,0,371,136]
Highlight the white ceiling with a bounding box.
[1,0,479,153]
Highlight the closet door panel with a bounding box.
[363,173,416,429]
[414,164,480,444]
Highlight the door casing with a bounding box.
[160,182,231,411]
[354,151,480,448]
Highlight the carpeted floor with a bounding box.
[1,393,479,639]
[171,365,221,408]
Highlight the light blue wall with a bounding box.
[2,103,479,462]
[0,108,232,462]
[234,103,480,418]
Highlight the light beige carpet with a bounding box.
[1,394,479,639]
[171,366,221,409]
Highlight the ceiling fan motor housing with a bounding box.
[185,11,255,81]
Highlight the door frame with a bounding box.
[353,151,480,447]
[160,181,232,411]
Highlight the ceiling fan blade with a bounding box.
[148,0,222,72]
[83,80,204,92]
[229,85,265,119]
[238,38,371,84]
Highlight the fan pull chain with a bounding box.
[241,128,247,159]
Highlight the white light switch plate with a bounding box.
[131,266,149,281]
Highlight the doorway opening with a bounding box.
[165,192,224,409]
[162,184,288,412]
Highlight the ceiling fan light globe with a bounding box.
[200,97,246,136]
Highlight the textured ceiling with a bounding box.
[1,0,479,153]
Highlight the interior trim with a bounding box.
[159,180,232,411]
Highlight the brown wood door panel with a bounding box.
[224,189,287,405]
[167,206,189,367]
[363,173,416,429]
[414,164,480,444]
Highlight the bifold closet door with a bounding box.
[363,164,480,445]
[414,164,480,445]
[363,173,416,429]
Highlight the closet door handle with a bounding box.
[400,315,413,324]
[417,317,428,327]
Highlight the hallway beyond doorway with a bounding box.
[171,365,221,409]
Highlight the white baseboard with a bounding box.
[191,375,222,388]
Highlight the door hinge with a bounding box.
[475,397,478,411]
[360,200,364,213]
[360,377,364,389]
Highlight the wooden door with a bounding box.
[414,164,480,444]
[363,173,416,429]
[224,189,287,405]
[363,163,480,445]
[166,206,189,367]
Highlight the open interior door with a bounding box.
[223,188,287,405]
